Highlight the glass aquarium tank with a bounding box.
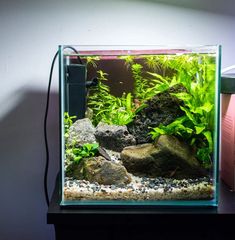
[59,45,221,207]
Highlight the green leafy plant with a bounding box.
[149,116,193,140]
[131,63,149,102]
[86,56,100,68]
[119,56,174,106]
[145,55,161,71]
[64,112,76,137]
[145,72,178,97]
[101,92,137,125]
[88,70,139,126]
[149,54,216,168]
[131,60,180,102]
[66,143,99,164]
[88,70,114,125]
[119,55,134,69]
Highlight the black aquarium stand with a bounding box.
[47,177,235,240]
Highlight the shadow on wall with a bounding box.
[133,0,235,16]
[0,88,59,240]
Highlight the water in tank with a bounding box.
[59,45,221,207]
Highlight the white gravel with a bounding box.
[64,175,214,201]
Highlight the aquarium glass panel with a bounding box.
[59,45,221,207]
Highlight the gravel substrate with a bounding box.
[64,175,214,201]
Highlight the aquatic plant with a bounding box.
[66,143,99,164]
[120,56,173,103]
[145,55,161,71]
[100,92,136,125]
[86,56,100,68]
[88,70,138,126]
[88,70,114,125]
[146,73,178,96]
[119,55,134,69]
[64,112,76,137]
[129,58,179,102]
[131,63,149,102]
[149,55,216,168]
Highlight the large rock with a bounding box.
[155,135,200,168]
[121,143,160,176]
[127,85,185,144]
[121,135,206,179]
[67,118,96,146]
[67,156,131,185]
[95,122,136,152]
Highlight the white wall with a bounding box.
[0,1,234,239]
[1,0,235,114]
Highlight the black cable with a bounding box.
[44,47,83,206]
[63,45,82,64]
[44,50,59,206]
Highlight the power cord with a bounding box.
[44,46,81,206]
[44,50,58,206]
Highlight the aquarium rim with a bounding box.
[59,44,221,56]
[59,45,65,204]
[214,45,221,206]
[60,199,218,209]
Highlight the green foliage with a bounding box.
[121,56,176,102]
[87,53,216,169]
[64,112,76,137]
[66,143,99,164]
[88,70,137,126]
[145,72,178,96]
[86,56,100,68]
[88,70,114,125]
[119,57,166,102]
[149,116,193,140]
[119,55,134,68]
[145,55,161,71]
[101,92,137,125]
[148,54,216,169]
[131,63,149,102]
[132,61,178,102]
[196,147,211,169]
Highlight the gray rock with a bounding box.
[67,118,96,146]
[121,135,206,179]
[67,156,131,185]
[95,122,136,152]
